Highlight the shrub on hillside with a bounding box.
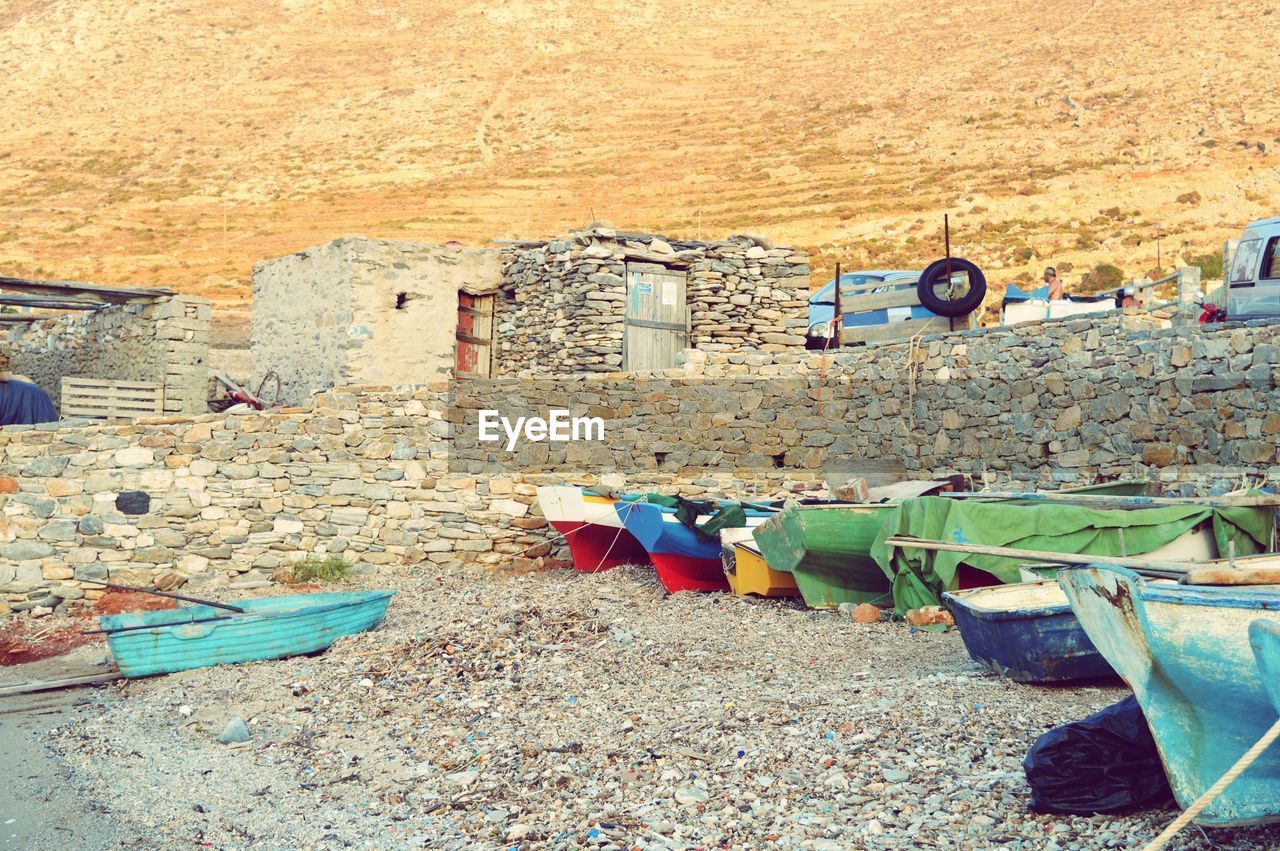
[1189,252,1225,281]
[1081,264,1125,292]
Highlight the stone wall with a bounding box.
[495,227,810,375]
[252,237,503,405]
[3,311,1277,615]
[6,296,211,415]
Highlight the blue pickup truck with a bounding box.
[805,269,935,348]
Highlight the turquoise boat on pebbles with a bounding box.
[100,590,394,678]
[1059,565,1280,826]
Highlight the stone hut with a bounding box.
[494,226,811,375]
[251,237,504,405]
[250,228,812,401]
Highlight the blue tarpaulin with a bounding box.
[1003,283,1050,304]
[0,380,58,425]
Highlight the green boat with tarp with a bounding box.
[871,493,1277,616]
[752,501,898,608]
[750,480,1260,612]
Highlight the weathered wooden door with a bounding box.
[623,263,687,371]
[455,292,493,377]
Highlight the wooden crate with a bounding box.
[60,377,164,420]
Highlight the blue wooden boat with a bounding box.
[942,581,1116,683]
[618,501,773,593]
[1058,565,1280,826]
[100,590,394,678]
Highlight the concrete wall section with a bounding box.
[252,237,503,404]
[250,241,355,406]
[343,238,502,386]
[6,295,211,415]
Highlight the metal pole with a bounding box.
[944,214,952,277]
[944,214,956,328]
[832,261,842,349]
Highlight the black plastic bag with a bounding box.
[1023,696,1174,814]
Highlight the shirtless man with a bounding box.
[1043,267,1065,301]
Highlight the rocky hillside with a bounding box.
[0,0,1276,303]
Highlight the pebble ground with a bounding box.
[40,567,1280,849]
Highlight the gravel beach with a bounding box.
[37,567,1280,850]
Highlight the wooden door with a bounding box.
[623,263,687,371]
[455,292,493,377]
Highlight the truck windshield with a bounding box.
[812,275,880,303]
[1231,238,1263,283]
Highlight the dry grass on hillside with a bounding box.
[0,0,1277,303]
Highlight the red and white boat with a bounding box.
[535,486,652,572]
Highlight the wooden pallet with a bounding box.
[60,377,164,420]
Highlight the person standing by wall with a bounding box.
[1043,267,1065,301]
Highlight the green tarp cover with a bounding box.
[870,496,1274,615]
[615,493,678,509]
[616,493,749,540]
[676,499,749,541]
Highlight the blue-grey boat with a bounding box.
[1059,565,1280,826]
[101,590,394,678]
[943,581,1115,683]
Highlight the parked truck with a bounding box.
[1217,217,1280,321]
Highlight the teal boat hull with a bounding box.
[101,590,394,678]
[1059,566,1280,826]
[1251,619,1280,714]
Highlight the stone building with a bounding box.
[4,288,210,416]
[251,227,812,401]
[494,225,811,375]
[251,237,504,406]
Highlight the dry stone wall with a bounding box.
[2,311,1277,615]
[495,228,810,375]
[5,296,211,415]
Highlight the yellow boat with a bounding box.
[720,530,799,597]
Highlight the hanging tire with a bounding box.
[916,257,987,318]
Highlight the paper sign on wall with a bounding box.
[636,281,653,295]
[661,280,678,305]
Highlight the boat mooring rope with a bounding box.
[509,495,650,569]
[1143,716,1280,850]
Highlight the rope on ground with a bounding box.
[589,499,639,572]
[510,494,652,565]
[1142,716,1280,851]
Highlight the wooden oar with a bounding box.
[883,536,1192,579]
[939,492,1280,508]
[80,580,245,613]
[0,670,124,698]
[886,537,1280,586]
[1181,565,1280,586]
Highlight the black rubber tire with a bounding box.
[916,257,987,318]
